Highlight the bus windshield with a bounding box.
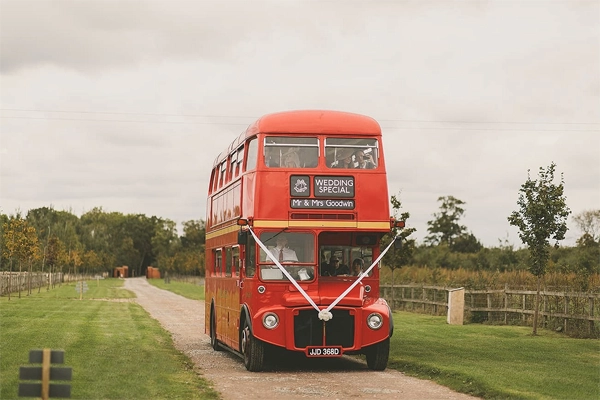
[319,245,374,277]
[258,231,315,281]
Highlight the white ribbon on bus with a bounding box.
[247,227,399,322]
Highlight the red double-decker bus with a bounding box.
[205,110,403,371]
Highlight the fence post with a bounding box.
[564,294,569,333]
[543,291,548,328]
[447,288,465,325]
[590,296,595,336]
[522,293,526,323]
[503,284,508,324]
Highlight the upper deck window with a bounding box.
[246,138,258,171]
[219,161,227,186]
[229,151,237,178]
[264,137,319,168]
[325,138,379,169]
[235,146,244,175]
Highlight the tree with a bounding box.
[425,196,467,247]
[83,250,103,275]
[177,219,206,276]
[572,209,600,243]
[181,220,206,248]
[451,232,483,253]
[2,215,39,298]
[46,235,66,289]
[508,162,571,335]
[382,193,416,307]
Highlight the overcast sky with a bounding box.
[1,0,598,247]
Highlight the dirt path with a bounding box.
[124,278,477,399]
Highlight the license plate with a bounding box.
[305,346,343,358]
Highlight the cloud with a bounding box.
[1,0,598,247]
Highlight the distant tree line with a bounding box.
[0,206,205,278]
[386,196,598,283]
[1,201,597,284]
[383,163,599,297]
[1,165,598,292]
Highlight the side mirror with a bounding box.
[393,236,403,249]
[238,229,248,245]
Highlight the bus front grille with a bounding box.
[294,309,355,348]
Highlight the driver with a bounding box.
[269,234,298,262]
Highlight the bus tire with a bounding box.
[242,321,265,372]
[365,338,389,371]
[210,307,221,351]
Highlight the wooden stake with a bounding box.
[41,348,50,400]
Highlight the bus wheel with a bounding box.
[365,338,390,371]
[210,308,221,351]
[242,322,265,372]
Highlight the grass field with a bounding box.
[3,278,598,400]
[156,279,599,400]
[146,279,205,300]
[390,312,599,399]
[0,279,218,400]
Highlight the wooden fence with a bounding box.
[0,272,77,296]
[381,284,600,337]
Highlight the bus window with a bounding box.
[209,169,216,194]
[245,233,256,278]
[246,138,258,171]
[264,137,318,168]
[325,138,378,169]
[225,247,232,277]
[229,151,237,178]
[258,231,315,281]
[214,249,222,276]
[211,168,218,192]
[320,245,373,277]
[235,146,244,176]
[219,161,227,187]
[232,246,240,276]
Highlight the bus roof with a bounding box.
[215,110,382,167]
[246,110,381,136]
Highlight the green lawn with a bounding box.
[158,279,599,400]
[0,279,218,400]
[146,279,205,300]
[390,311,600,399]
[4,279,598,400]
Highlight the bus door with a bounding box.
[241,231,257,303]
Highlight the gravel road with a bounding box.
[124,277,477,399]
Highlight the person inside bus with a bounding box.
[353,149,377,169]
[282,148,300,168]
[330,148,355,169]
[331,257,350,276]
[269,234,298,262]
[265,146,280,167]
[320,257,335,276]
[351,258,365,276]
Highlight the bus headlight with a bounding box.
[263,313,279,329]
[367,313,383,330]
